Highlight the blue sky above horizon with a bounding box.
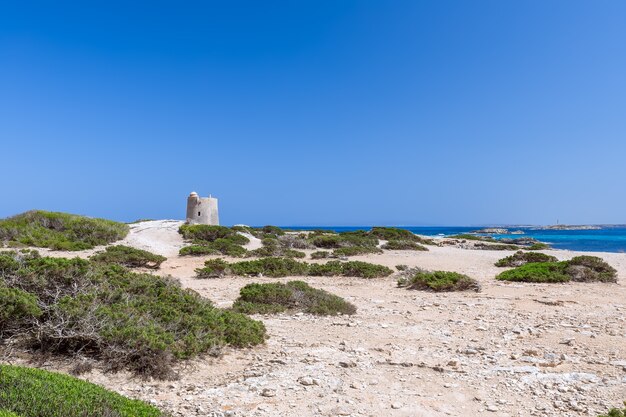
[1,1,625,226]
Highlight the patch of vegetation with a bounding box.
[496,255,617,283]
[370,227,434,245]
[381,240,428,251]
[0,211,129,251]
[90,245,166,269]
[565,255,617,283]
[248,225,286,239]
[232,281,356,316]
[309,232,378,249]
[247,238,305,259]
[332,246,383,257]
[197,258,393,279]
[179,245,219,256]
[496,262,571,283]
[474,242,521,251]
[311,251,330,259]
[495,251,558,267]
[0,365,163,417]
[599,403,626,417]
[0,251,266,379]
[178,225,249,257]
[195,258,229,278]
[448,234,495,242]
[398,269,480,292]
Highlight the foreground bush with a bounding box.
[91,245,166,269]
[196,257,393,279]
[232,281,356,316]
[599,403,626,417]
[495,251,557,267]
[381,240,428,251]
[398,269,480,292]
[496,255,617,283]
[0,365,163,417]
[0,211,128,251]
[0,252,266,379]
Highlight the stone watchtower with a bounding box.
[186,192,219,225]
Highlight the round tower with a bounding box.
[186,192,219,225]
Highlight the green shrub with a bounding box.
[306,261,345,277]
[565,255,617,282]
[179,245,219,256]
[335,261,393,278]
[0,365,163,417]
[232,281,356,316]
[496,262,570,283]
[311,251,330,259]
[90,245,166,269]
[381,240,428,251]
[474,242,520,251]
[495,251,557,267]
[398,270,480,292]
[0,211,128,251]
[247,238,306,258]
[225,257,309,278]
[332,246,383,257]
[196,259,229,278]
[309,232,378,249]
[0,253,266,379]
[0,411,19,417]
[369,227,434,244]
[448,234,494,241]
[178,224,233,242]
[0,286,41,328]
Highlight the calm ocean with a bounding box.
[286,226,626,253]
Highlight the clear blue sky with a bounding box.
[1,1,625,226]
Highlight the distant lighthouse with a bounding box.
[186,192,219,225]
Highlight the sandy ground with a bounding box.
[6,222,626,417]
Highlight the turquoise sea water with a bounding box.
[286,226,626,253]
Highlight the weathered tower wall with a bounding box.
[186,192,219,225]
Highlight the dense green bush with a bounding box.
[311,251,330,259]
[179,245,219,256]
[197,258,393,279]
[0,211,129,251]
[398,269,480,292]
[90,245,166,269]
[247,238,305,258]
[381,240,428,251]
[179,239,248,257]
[332,246,383,257]
[178,225,234,242]
[0,286,41,329]
[495,251,558,267]
[496,262,571,283]
[0,252,266,379]
[370,227,434,244]
[0,365,163,417]
[525,243,551,250]
[232,281,356,316]
[309,232,378,249]
[195,259,229,278]
[496,255,617,283]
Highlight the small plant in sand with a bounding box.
[598,402,626,417]
[232,281,356,316]
[496,255,617,283]
[90,245,166,269]
[495,251,557,267]
[525,242,551,250]
[247,238,306,258]
[310,251,330,259]
[397,268,480,292]
[0,365,163,417]
[381,240,428,251]
[0,210,129,251]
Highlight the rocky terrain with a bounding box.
[9,221,626,417]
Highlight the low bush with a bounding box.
[565,255,617,283]
[278,234,314,250]
[496,255,617,283]
[179,238,247,257]
[247,238,305,258]
[381,240,428,251]
[332,246,383,257]
[370,227,434,245]
[398,269,480,292]
[224,257,309,278]
[196,259,229,278]
[496,262,570,283]
[448,234,495,242]
[525,243,551,250]
[0,365,163,416]
[0,252,266,379]
[474,242,521,251]
[0,211,129,251]
[495,251,558,267]
[197,258,394,279]
[90,245,166,269]
[232,281,356,316]
[309,232,378,249]
[178,225,233,242]
[310,251,330,259]
[179,245,219,256]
